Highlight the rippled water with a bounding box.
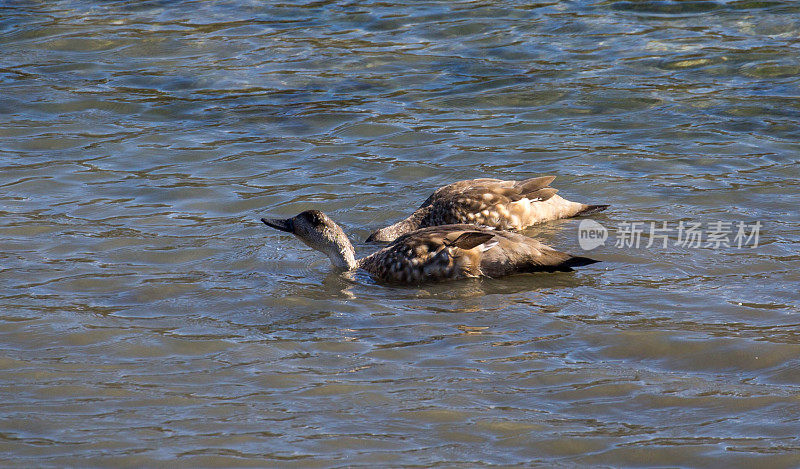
[2,0,800,466]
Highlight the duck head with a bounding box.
[262,210,357,270]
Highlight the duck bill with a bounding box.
[261,217,294,233]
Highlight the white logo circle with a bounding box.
[578,219,608,251]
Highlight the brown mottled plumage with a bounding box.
[262,211,598,284]
[366,176,609,243]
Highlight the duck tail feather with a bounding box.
[562,256,600,268]
[575,204,610,216]
[536,255,599,273]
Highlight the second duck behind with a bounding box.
[366,176,609,242]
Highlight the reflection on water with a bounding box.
[2,0,800,466]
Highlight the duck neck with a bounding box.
[389,206,432,238]
[326,237,358,270]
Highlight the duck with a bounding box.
[366,176,609,242]
[261,210,598,284]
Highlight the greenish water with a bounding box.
[1,0,799,466]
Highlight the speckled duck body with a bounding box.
[358,224,597,284]
[367,176,609,243]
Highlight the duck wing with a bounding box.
[479,230,598,277]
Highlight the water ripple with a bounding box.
[2,0,800,466]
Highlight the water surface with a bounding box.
[1,0,800,466]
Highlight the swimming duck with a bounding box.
[366,176,609,242]
[261,210,598,284]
